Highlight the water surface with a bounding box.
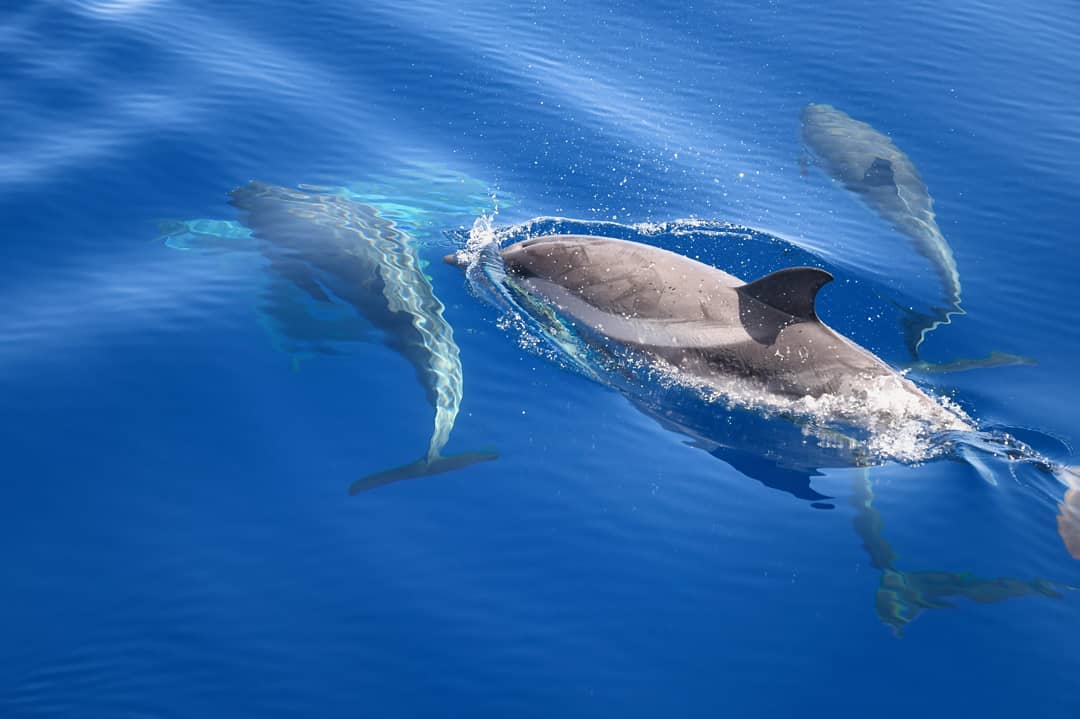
[2,1,1079,717]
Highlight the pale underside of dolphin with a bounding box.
[229,181,495,493]
[801,103,963,354]
[458,233,969,440]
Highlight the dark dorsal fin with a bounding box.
[739,267,834,321]
[863,157,895,187]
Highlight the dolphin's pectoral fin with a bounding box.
[269,257,333,303]
[348,451,499,495]
[862,157,896,187]
[959,445,999,486]
[739,266,834,321]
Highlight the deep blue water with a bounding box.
[3,1,1080,717]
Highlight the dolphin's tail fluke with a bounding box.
[348,451,499,495]
[897,303,1036,373]
[902,304,965,357]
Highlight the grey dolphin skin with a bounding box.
[229,181,495,494]
[454,234,966,432]
[800,103,961,352]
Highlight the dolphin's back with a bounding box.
[503,235,743,322]
[801,104,925,199]
[800,103,961,344]
[500,235,892,399]
[800,104,939,240]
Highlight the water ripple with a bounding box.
[3,0,1080,715]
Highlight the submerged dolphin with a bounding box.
[850,472,1064,635]
[451,234,969,438]
[801,103,962,353]
[230,181,495,493]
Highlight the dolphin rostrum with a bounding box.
[800,103,962,353]
[230,181,495,493]
[449,234,970,445]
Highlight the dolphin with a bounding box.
[850,471,1065,636]
[449,234,969,440]
[229,181,495,493]
[1058,467,1080,559]
[800,103,962,353]
[451,232,1080,564]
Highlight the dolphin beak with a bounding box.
[443,252,468,268]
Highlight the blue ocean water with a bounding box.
[2,0,1079,716]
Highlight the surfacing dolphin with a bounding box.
[800,103,963,354]
[230,181,495,493]
[450,233,970,447]
[451,231,1080,560]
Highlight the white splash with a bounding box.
[637,355,972,464]
[453,196,503,268]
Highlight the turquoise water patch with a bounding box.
[159,218,254,252]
